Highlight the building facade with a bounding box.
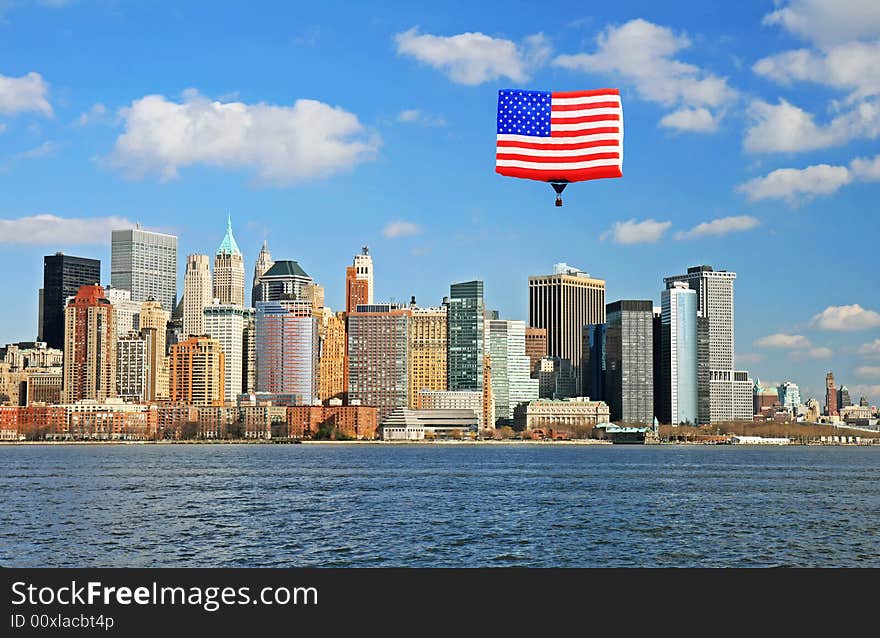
[825,372,838,416]
[252,240,274,307]
[513,397,611,433]
[525,326,547,376]
[253,260,313,304]
[139,298,169,400]
[203,301,253,402]
[488,319,539,422]
[111,226,178,315]
[105,287,141,336]
[254,301,318,403]
[213,216,246,306]
[169,336,225,406]
[407,305,448,409]
[352,246,374,305]
[62,285,116,403]
[347,304,410,423]
[318,311,346,403]
[116,332,148,401]
[183,254,212,338]
[660,282,697,425]
[448,280,485,391]
[417,389,484,429]
[528,263,606,394]
[778,381,801,413]
[537,356,578,400]
[41,253,101,350]
[604,300,654,424]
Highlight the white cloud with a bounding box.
[859,339,880,356]
[737,163,852,203]
[109,90,379,184]
[0,71,52,117]
[553,19,737,130]
[855,366,880,378]
[804,347,833,359]
[762,0,880,47]
[675,215,760,240]
[396,109,446,127]
[850,154,880,180]
[18,140,56,159]
[811,304,880,331]
[659,107,720,132]
[755,333,812,349]
[743,98,880,153]
[754,42,880,100]
[394,28,549,85]
[600,218,671,245]
[0,214,136,245]
[382,220,422,239]
[847,384,880,402]
[77,103,107,127]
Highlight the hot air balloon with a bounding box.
[495,88,623,206]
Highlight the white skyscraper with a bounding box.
[183,254,212,338]
[214,215,246,307]
[111,226,178,315]
[353,246,374,305]
[661,282,698,426]
[105,287,141,335]
[488,319,539,423]
[203,301,253,403]
[664,265,750,424]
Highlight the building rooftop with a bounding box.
[261,260,310,279]
[217,215,242,256]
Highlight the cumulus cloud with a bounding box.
[554,19,737,131]
[859,339,880,356]
[394,28,550,85]
[743,98,880,153]
[755,333,812,349]
[850,154,880,180]
[108,90,379,184]
[77,103,107,127]
[737,163,852,203]
[382,220,422,239]
[762,0,880,47]
[0,71,52,117]
[659,107,720,132]
[811,304,880,330]
[600,218,671,244]
[396,109,446,127]
[856,366,880,378]
[802,347,833,359]
[675,215,759,240]
[0,214,136,245]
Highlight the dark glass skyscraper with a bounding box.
[582,323,606,402]
[605,300,654,424]
[41,253,101,349]
[448,280,484,391]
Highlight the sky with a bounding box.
[1,0,879,404]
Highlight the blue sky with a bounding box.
[1,0,879,403]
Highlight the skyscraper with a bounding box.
[169,336,225,406]
[660,282,697,425]
[528,263,605,392]
[183,254,212,338]
[203,301,253,402]
[407,304,448,409]
[62,285,116,403]
[117,332,148,402]
[253,260,313,303]
[353,246,374,305]
[213,215,245,306]
[41,253,101,349]
[111,226,178,315]
[825,372,838,416]
[347,304,410,422]
[664,265,750,424]
[255,300,319,402]
[105,287,141,336]
[252,240,274,306]
[605,300,654,424]
[582,323,606,402]
[525,327,547,376]
[838,385,852,411]
[139,298,169,400]
[318,311,347,403]
[488,319,539,422]
[778,381,801,413]
[448,280,485,391]
[345,266,370,314]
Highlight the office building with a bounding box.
[318,311,346,403]
[407,305,448,409]
[41,253,101,349]
[117,332,148,401]
[62,285,116,403]
[525,327,547,376]
[253,260,313,304]
[252,240,274,307]
[528,263,606,392]
[111,226,178,315]
[838,385,852,411]
[255,300,318,403]
[203,301,253,402]
[605,300,654,424]
[345,266,370,314]
[213,216,245,306]
[488,319,539,422]
[169,336,225,406]
[105,287,141,336]
[139,298,169,400]
[347,304,410,422]
[778,381,801,413]
[183,254,212,338]
[825,372,838,416]
[660,282,697,425]
[537,356,578,400]
[582,323,606,402]
[448,280,485,391]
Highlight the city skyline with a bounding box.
[1,1,879,404]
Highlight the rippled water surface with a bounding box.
[1,444,878,567]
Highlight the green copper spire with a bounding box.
[217,213,241,256]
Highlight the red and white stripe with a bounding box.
[496,88,623,183]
